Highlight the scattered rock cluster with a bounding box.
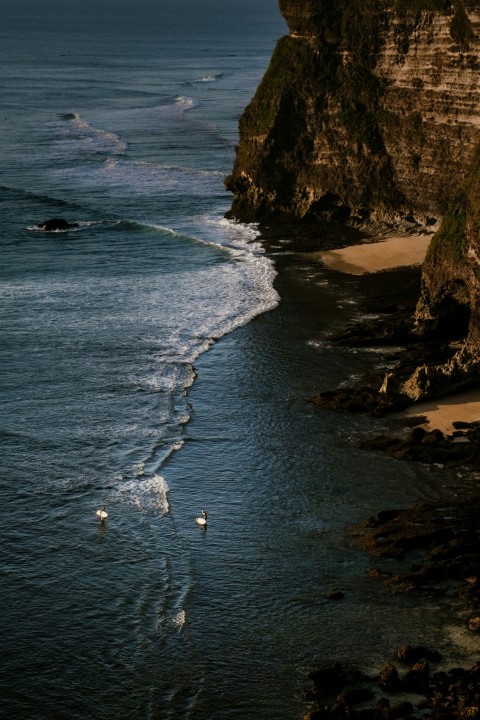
[304,649,480,720]
[351,500,480,611]
[360,421,480,468]
[305,272,480,719]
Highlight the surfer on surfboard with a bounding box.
[96,505,108,523]
[195,509,207,527]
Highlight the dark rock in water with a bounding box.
[377,510,402,525]
[308,664,349,697]
[408,426,427,444]
[403,663,431,694]
[303,651,480,720]
[337,688,374,706]
[37,218,79,231]
[396,645,442,666]
[351,497,480,614]
[467,616,480,632]
[378,663,400,692]
[421,429,444,446]
[387,700,414,720]
[396,645,417,664]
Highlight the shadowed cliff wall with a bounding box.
[226,0,480,228]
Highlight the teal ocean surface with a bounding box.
[0,1,477,718]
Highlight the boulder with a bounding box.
[421,429,444,446]
[37,218,79,231]
[378,664,400,692]
[403,663,430,694]
[309,663,348,697]
[387,701,414,720]
[467,616,480,632]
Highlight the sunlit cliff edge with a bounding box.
[225,0,480,404]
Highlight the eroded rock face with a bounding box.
[226,0,480,227]
[397,148,480,401]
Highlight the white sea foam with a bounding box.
[172,610,186,628]
[121,474,170,514]
[307,339,332,350]
[142,475,170,513]
[195,73,223,83]
[27,224,81,233]
[134,363,196,395]
[60,113,127,155]
[133,462,145,477]
[171,609,186,628]
[174,95,196,111]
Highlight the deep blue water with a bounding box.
[1,2,478,718]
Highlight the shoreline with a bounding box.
[300,231,480,718]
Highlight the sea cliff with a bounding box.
[226,0,480,403]
[226,0,480,228]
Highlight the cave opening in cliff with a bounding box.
[309,194,352,223]
[431,297,471,342]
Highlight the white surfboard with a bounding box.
[96,509,108,520]
[195,517,206,526]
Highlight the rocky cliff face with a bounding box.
[226,0,480,404]
[226,0,480,228]
[397,146,480,400]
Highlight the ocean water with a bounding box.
[0,2,477,719]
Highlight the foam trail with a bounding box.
[120,474,170,514]
[55,112,127,155]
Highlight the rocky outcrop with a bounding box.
[36,218,79,231]
[385,146,480,402]
[304,653,480,720]
[225,0,480,228]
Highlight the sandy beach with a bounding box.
[399,388,480,435]
[317,233,480,434]
[318,234,432,275]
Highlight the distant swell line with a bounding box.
[0,184,85,210]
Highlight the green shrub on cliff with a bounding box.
[429,200,468,264]
[239,36,332,139]
[428,146,480,265]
